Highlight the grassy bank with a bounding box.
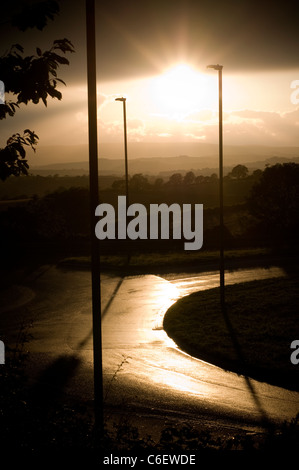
[58,247,274,273]
[163,276,299,392]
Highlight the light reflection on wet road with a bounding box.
[100,266,299,432]
[163,266,286,297]
[2,264,298,435]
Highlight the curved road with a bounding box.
[1,264,298,438]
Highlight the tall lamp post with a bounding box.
[207,64,225,308]
[86,0,103,431]
[115,97,129,206]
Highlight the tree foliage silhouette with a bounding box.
[228,164,249,179]
[0,1,74,181]
[248,163,299,242]
[0,130,39,180]
[10,0,60,31]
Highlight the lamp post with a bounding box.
[115,97,129,206]
[207,64,225,308]
[86,0,103,431]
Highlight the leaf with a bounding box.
[49,53,69,65]
[36,47,42,57]
[13,143,26,158]
[12,44,24,53]
[55,78,66,86]
[53,38,75,53]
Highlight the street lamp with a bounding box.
[85,0,103,432]
[115,97,129,206]
[207,64,225,308]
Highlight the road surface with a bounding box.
[1,264,298,438]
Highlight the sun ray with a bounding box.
[149,63,215,118]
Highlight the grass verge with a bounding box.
[163,275,299,392]
[57,247,273,273]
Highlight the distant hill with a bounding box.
[29,142,299,176]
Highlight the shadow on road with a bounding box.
[29,275,126,411]
[221,302,273,428]
[76,275,125,351]
[101,276,125,320]
[30,354,81,409]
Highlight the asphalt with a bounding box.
[1,263,298,444]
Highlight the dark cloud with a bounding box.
[1,0,299,83]
[95,0,299,77]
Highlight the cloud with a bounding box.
[127,118,146,139]
[98,93,125,110]
[184,133,207,141]
[220,108,299,145]
[157,133,173,138]
[140,106,299,146]
[98,115,147,142]
[186,109,215,122]
[2,0,299,88]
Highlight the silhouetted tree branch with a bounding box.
[0,39,74,120]
[0,130,39,181]
[0,1,74,180]
[10,0,60,31]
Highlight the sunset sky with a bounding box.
[1,0,299,162]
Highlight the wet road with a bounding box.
[1,264,299,436]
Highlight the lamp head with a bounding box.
[207,64,223,71]
[115,97,126,102]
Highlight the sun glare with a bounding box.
[149,64,213,118]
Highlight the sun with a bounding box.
[149,63,210,118]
